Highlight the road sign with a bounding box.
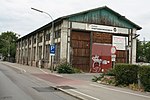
[111,46,116,54]
[50,45,56,56]
[111,54,116,61]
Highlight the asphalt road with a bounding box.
[0,63,78,100]
[1,61,150,100]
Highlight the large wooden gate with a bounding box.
[71,31,90,72]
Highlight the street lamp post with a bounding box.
[31,8,54,43]
[31,7,54,72]
[31,7,54,42]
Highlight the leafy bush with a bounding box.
[91,64,150,92]
[73,68,82,73]
[114,63,139,85]
[139,66,150,92]
[92,73,104,82]
[101,76,116,85]
[105,68,116,76]
[57,62,75,74]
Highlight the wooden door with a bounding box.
[71,31,90,72]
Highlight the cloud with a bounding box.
[0,0,150,40]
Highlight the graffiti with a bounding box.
[90,55,110,73]
[92,55,102,67]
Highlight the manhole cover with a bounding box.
[56,86,76,89]
[33,86,58,92]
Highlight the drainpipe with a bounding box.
[130,29,133,64]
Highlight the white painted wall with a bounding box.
[132,28,137,64]
[67,22,71,63]
[60,20,69,60]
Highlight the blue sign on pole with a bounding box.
[50,45,56,56]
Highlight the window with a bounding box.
[33,47,36,60]
[25,40,27,46]
[39,46,42,60]
[20,42,21,47]
[18,49,20,60]
[54,29,61,38]
[45,45,49,60]
[46,33,50,41]
[25,49,27,57]
[54,43,60,62]
[39,36,42,43]
[33,36,36,44]
[22,41,24,47]
[29,39,31,45]
[20,49,23,58]
[28,48,31,61]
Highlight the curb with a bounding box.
[52,86,86,100]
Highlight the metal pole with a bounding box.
[137,74,141,89]
[125,37,128,63]
[130,29,133,64]
[31,7,54,72]
[31,8,54,21]
[51,19,54,72]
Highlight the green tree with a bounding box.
[0,31,19,62]
[145,42,150,62]
[136,39,144,62]
[137,39,150,63]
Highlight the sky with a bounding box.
[0,0,150,41]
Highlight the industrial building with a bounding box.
[16,6,141,72]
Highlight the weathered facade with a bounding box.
[16,6,141,72]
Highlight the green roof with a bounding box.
[63,6,141,30]
[18,6,141,41]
